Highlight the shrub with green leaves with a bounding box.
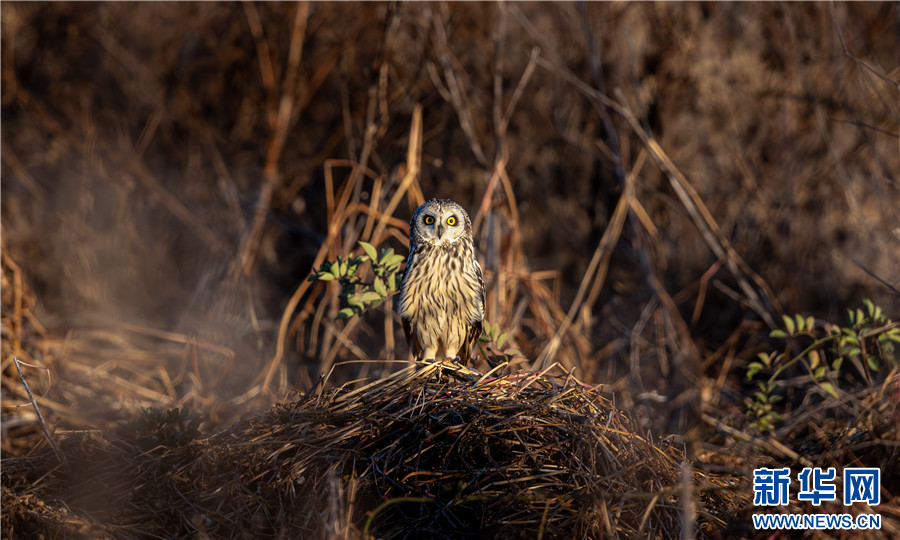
[478,321,522,367]
[745,299,899,433]
[308,241,406,319]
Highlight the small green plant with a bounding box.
[746,379,782,434]
[478,321,522,367]
[118,407,203,450]
[832,298,899,373]
[309,241,406,319]
[745,299,899,433]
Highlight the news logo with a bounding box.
[843,468,880,506]
[752,466,881,531]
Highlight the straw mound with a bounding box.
[2,361,742,539]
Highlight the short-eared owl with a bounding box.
[397,199,484,363]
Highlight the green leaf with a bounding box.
[813,366,826,379]
[378,248,395,264]
[373,276,387,297]
[806,316,816,332]
[330,261,341,277]
[866,355,879,371]
[795,314,806,332]
[808,350,820,369]
[497,332,508,349]
[770,329,789,339]
[339,259,348,276]
[747,363,763,379]
[317,272,335,281]
[337,307,355,319]
[359,241,378,262]
[387,273,396,291]
[347,294,364,309]
[387,254,406,268]
[357,291,382,304]
[820,382,838,399]
[783,315,795,335]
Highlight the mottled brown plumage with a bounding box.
[397,199,484,363]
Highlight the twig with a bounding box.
[430,8,489,166]
[535,152,635,368]
[238,2,310,276]
[691,255,727,326]
[679,460,695,540]
[371,104,423,245]
[13,357,64,465]
[853,259,900,296]
[499,47,540,137]
[829,3,900,89]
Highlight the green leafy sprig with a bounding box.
[309,241,406,319]
[745,299,899,433]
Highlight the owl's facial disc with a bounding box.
[435,212,463,244]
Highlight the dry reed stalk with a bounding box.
[12,357,63,464]
[238,1,310,277]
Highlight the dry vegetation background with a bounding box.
[1,2,899,538]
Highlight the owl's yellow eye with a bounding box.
[447,216,457,226]
[424,215,435,225]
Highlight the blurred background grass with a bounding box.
[2,1,898,437]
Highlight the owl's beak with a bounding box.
[436,225,444,239]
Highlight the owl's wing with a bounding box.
[402,317,424,361]
[460,319,483,364]
[460,261,486,363]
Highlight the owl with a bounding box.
[397,198,485,363]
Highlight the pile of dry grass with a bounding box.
[2,361,743,539]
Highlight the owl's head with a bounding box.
[410,198,472,247]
